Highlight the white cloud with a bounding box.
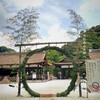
[39,13,60,26]
[29,24,71,49]
[0,0,44,19]
[48,5,67,18]
[47,24,68,42]
[0,2,16,19]
[42,24,71,42]
[0,31,15,49]
[79,0,100,28]
[37,2,68,35]
[12,0,44,9]
[80,0,100,10]
[0,2,6,16]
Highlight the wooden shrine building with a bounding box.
[89,49,100,59]
[54,58,73,79]
[54,58,83,79]
[0,52,49,80]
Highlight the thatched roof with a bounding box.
[0,52,48,68]
[89,49,100,59]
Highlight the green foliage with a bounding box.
[7,48,16,53]
[86,30,100,49]
[0,46,7,52]
[87,88,91,93]
[79,64,86,78]
[76,25,100,59]
[43,66,53,74]
[63,25,100,61]
[11,68,18,76]
[61,43,76,60]
[46,50,65,63]
[10,77,16,82]
[0,46,15,53]
[9,84,15,87]
[65,70,73,78]
[53,67,61,79]
[20,46,86,97]
[20,46,78,97]
[10,67,18,81]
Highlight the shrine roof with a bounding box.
[0,52,48,68]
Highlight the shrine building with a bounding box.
[0,52,49,81]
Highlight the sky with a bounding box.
[0,0,100,50]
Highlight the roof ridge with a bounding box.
[0,52,45,55]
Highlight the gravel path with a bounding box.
[0,79,100,100]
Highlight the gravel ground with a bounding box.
[0,79,100,100]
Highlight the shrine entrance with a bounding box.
[15,41,81,97]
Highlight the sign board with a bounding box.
[61,65,73,68]
[32,73,36,79]
[61,65,69,68]
[86,59,100,92]
[70,65,73,68]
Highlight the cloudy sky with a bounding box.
[0,0,100,50]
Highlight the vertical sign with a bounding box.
[86,59,100,92]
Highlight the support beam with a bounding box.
[17,46,22,97]
[15,41,78,47]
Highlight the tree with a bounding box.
[61,43,76,60]
[67,9,87,59]
[77,25,100,58]
[67,9,86,36]
[0,46,7,52]
[0,46,16,53]
[46,50,65,63]
[5,7,40,96]
[5,7,40,44]
[62,25,100,60]
[67,9,87,97]
[53,67,61,79]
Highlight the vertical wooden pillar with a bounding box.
[40,68,42,80]
[28,65,30,79]
[17,46,22,97]
[38,68,40,80]
[61,68,63,79]
[37,65,39,80]
[40,67,42,79]
[76,42,82,97]
[17,72,19,83]
[41,67,43,80]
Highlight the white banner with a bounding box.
[32,73,36,79]
[86,59,100,92]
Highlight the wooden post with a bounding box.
[86,81,88,98]
[17,46,22,97]
[77,42,82,97]
[17,72,19,83]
